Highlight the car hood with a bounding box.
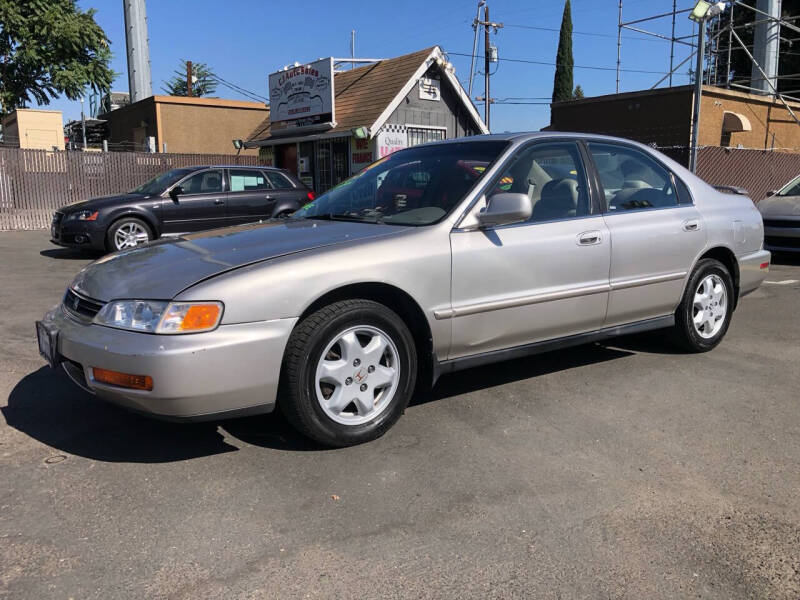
[60,193,151,213]
[70,219,403,302]
[757,195,800,218]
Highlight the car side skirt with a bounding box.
[433,315,675,382]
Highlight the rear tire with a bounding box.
[279,299,417,447]
[106,217,153,252]
[670,258,734,352]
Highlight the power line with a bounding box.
[504,22,672,43]
[207,74,268,103]
[447,50,672,75]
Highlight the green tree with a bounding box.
[0,0,115,115]
[161,60,218,97]
[572,84,584,99]
[551,0,574,103]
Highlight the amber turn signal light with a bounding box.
[92,367,153,391]
[180,304,221,331]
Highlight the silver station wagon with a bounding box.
[37,133,770,446]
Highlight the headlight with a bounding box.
[94,300,223,334]
[66,210,99,221]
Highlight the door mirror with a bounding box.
[169,185,184,201]
[766,189,777,197]
[477,193,532,228]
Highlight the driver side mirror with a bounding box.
[169,185,184,201]
[477,192,532,228]
[766,189,777,197]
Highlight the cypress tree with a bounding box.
[551,0,574,104]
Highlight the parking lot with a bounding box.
[1,229,799,599]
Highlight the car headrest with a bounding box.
[533,178,579,220]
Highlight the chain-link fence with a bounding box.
[0,148,268,230]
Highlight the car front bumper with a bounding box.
[39,305,297,420]
[50,216,107,250]
[763,225,800,253]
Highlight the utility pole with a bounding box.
[616,0,622,93]
[468,1,485,98]
[80,96,87,150]
[186,60,193,97]
[689,18,706,173]
[484,4,490,129]
[350,30,355,69]
[473,4,501,130]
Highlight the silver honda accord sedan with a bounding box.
[37,133,770,446]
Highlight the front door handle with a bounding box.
[264,195,273,201]
[683,219,700,231]
[214,198,224,205]
[577,230,602,245]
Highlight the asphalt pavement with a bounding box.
[1,230,799,599]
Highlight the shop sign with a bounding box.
[376,124,407,158]
[350,137,373,173]
[419,77,441,101]
[269,58,335,127]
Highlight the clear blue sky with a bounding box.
[47,0,701,133]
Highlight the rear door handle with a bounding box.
[264,195,273,200]
[214,198,224,205]
[577,230,602,245]
[683,219,700,231]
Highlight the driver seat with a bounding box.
[531,178,579,221]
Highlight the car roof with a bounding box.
[431,131,652,145]
[180,165,287,171]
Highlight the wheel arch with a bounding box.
[693,246,741,308]
[297,282,435,390]
[270,199,301,218]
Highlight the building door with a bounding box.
[276,143,298,175]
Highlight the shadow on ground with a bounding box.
[3,338,651,463]
[770,251,800,267]
[40,248,100,261]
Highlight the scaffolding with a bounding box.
[616,0,800,118]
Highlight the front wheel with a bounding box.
[279,299,417,447]
[671,258,734,352]
[106,217,153,252]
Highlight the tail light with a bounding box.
[307,191,316,201]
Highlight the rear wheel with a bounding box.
[106,217,153,252]
[279,299,417,447]
[671,258,734,352]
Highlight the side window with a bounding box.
[492,142,591,223]
[673,175,693,205]
[180,169,223,195]
[264,171,295,189]
[779,175,800,197]
[230,169,269,192]
[588,143,677,211]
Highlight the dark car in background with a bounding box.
[50,165,314,253]
[759,173,800,253]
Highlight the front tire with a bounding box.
[106,217,153,252]
[279,299,417,447]
[671,258,734,352]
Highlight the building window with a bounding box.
[407,126,446,147]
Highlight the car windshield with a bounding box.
[130,168,195,195]
[292,141,508,226]
[777,174,800,197]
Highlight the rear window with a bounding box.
[264,171,296,189]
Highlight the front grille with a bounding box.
[63,288,104,321]
[763,219,800,229]
[765,235,800,249]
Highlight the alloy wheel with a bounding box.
[692,273,728,339]
[114,222,149,250]
[314,325,400,426]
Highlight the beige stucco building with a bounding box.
[1,108,65,150]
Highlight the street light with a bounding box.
[688,0,726,23]
[688,0,727,173]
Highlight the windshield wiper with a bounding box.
[304,213,384,224]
